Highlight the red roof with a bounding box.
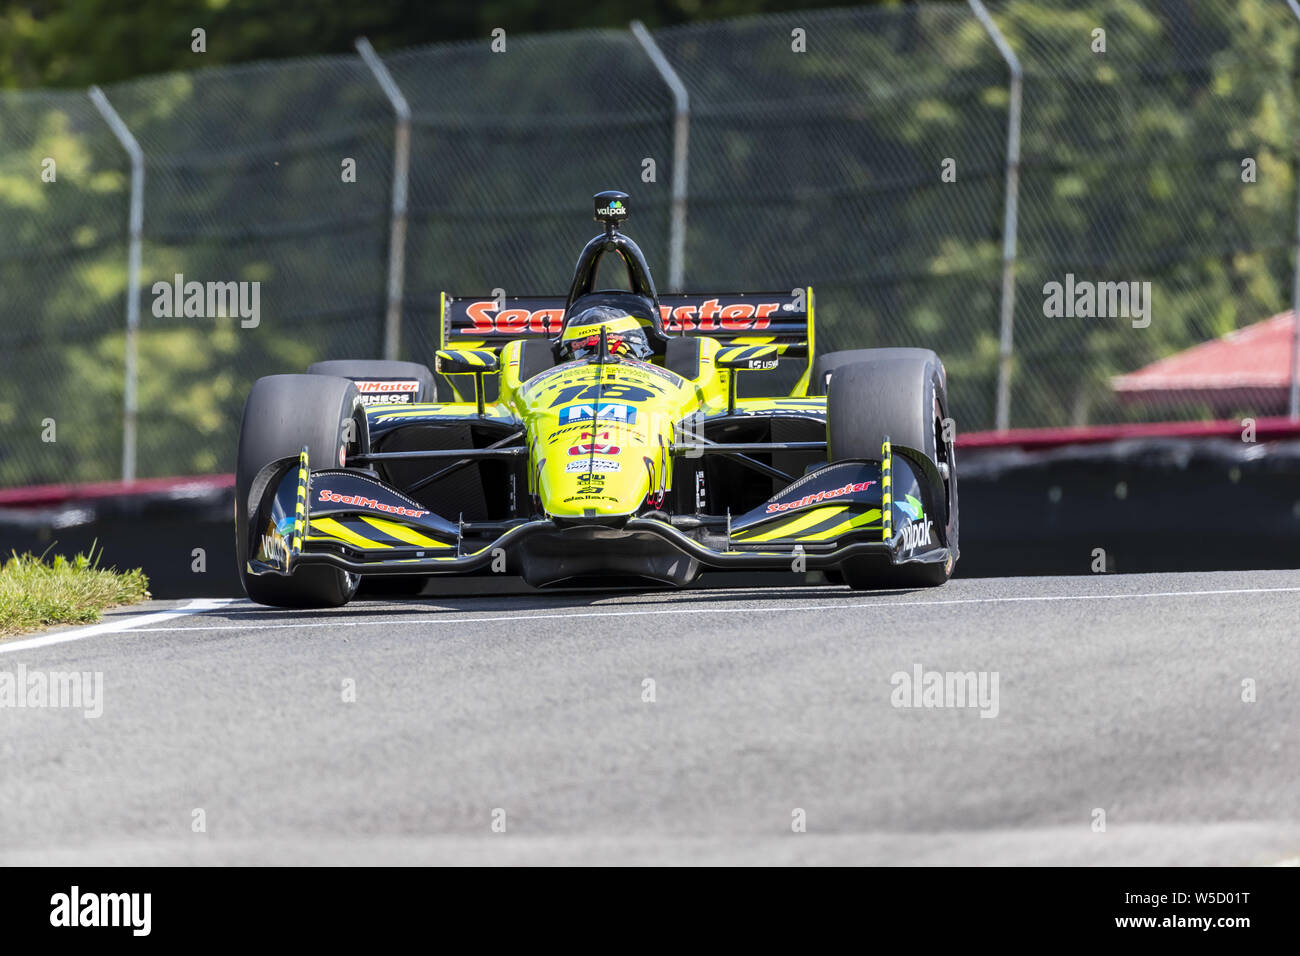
[1112,311,1299,412]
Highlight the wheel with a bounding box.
[235,374,366,607]
[517,339,556,384]
[812,347,938,397]
[825,349,957,589]
[665,336,704,381]
[306,359,436,403]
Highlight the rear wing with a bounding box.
[440,287,816,395]
[441,294,566,346]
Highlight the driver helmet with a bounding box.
[559,307,652,362]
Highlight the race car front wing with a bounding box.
[244,439,953,580]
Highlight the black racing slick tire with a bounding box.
[235,374,366,608]
[306,359,436,404]
[825,349,957,590]
[812,347,938,398]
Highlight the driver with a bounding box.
[558,306,653,362]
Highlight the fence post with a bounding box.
[88,85,144,482]
[1287,2,1300,421]
[968,0,1022,432]
[356,37,411,361]
[630,20,690,293]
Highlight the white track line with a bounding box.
[0,598,234,655]
[125,585,1300,633]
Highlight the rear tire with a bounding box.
[235,374,365,607]
[825,349,956,590]
[813,347,938,398]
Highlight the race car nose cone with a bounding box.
[593,190,630,227]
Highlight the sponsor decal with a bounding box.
[659,299,780,332]
[568,442,620,456]
[731,398,828,417]
[546,422,603,443]
[260,534,288,564]
[899,519,933,553]
[895,494,925,522]
[355,379,419,407]
[564,322,620,340]
[356,379,419,394]
[765,481,876,514]
[461,301,565,336]
[547,422,640,444]
[592,367,668,391]
[744,358,779,370]
[622,359,679,384]
[558,402,637,424]
[317,488,429,518]
[566,459,621,473]
[520,363,573,392]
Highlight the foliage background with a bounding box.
[0,0,1298,483]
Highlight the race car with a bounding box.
[235,190,958,606]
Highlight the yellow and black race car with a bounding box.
[235,191,958,607]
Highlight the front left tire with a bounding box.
[824,349,957,589]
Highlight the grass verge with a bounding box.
[0,547,150,638]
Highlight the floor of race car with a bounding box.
[2,570,1298,866]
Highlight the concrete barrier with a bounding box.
[3,427,1297,597]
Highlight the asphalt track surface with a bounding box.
[2,570,1298,866]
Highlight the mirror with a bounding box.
[436,349,499,375]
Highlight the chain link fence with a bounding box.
[989,0,1300,427]
[1,0,1298,486]
[103,55,396,475]
[384,29,676,366]
[653,4,1009,411]
[0,89,129,483]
